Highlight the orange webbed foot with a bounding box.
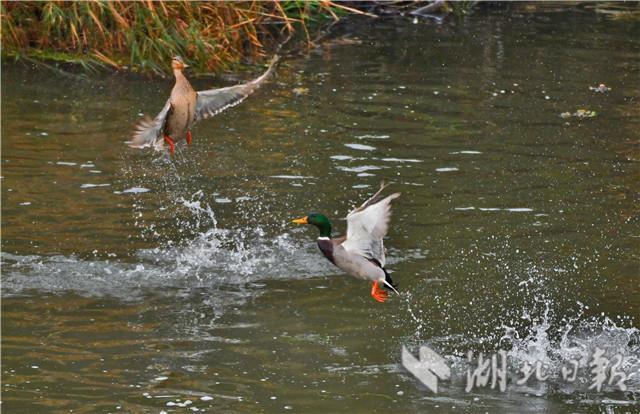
[164,135,175,155]
[186,130,192,145]
[371,281,388,303]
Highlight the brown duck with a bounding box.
[129,55,278,154]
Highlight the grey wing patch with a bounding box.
[193,55,278,122]
[345,226,386,265]
[368,239,386,266]
[128,100,171,149]
[194,85,253,122]
[342,184,401,268]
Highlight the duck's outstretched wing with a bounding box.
[194,55,278,122]
[341,182,400,267]
[349,181,393,215]
[128,100,171,149]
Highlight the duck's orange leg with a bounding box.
[164,135,175,155]
[186,130,192,145]
[371,281,388,303]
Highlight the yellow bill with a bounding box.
[292,216,308,224]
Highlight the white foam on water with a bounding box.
[380,158,423,163]
[500,303,640,395]
[2,189,338,301]
[270,175,310,180]
[355,134,390,139]
[456,207,534,213]
[450,151,483,154]
[406,253,640,398]
[436,167,459,172]
[337,165,383,173]
[344,143,376,151]
[121,187,151,194]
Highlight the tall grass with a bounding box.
[1,1,344,75]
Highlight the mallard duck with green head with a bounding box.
[293,183,400,302]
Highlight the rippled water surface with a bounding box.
[2,10,640,414]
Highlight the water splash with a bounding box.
[404,255,640,399]
[1,187,334,300]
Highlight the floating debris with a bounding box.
[322,36,363,47]
[560,109,597,119]
[589,83,611,93]
[292,87,309,96]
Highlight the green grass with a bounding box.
[1,1,345,75]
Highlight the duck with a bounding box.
[292,182,401,302]
[129,55,278,154]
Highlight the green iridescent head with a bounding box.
[292,213,332,238]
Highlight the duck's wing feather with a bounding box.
[128,99,172,148]
[194,55,278,122]
[350,181,392,214]
[341,183,400,267]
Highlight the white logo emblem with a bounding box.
[401,345,451,393]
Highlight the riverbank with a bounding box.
[2,1,638,76]
[1,1,349,75]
